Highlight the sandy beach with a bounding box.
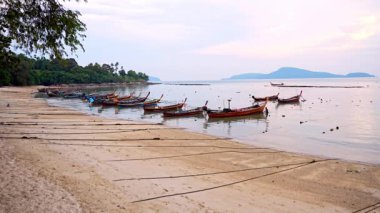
[0,86,379,212]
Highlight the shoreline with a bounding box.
[36,81,161,92]
[1,86,380,212]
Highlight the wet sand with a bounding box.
[1,86,380,212]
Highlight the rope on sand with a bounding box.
[0,136,231,141]
[353,201,380,213]
[131,159,333,203]
[108,150,281,162]
[0,128,178,135]
[114,160,310,181]
[0,121,163,126]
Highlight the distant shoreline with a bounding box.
[36,81,161,92]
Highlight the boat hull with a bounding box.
[163,108,203,117]
[277,91,302,103]
[207,102,267,118]
[144,104,184,112]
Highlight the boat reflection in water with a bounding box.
[275,101,302,110]
[204,113,269,137]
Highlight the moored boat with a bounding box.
[101,98,119,106]
[252,93,279,101]
[143,94,163,106]
[206,99,267,118]
[117,92,138,101]
[118,94,162,108]
[144,98,187,112]
[118,92,150,106]
[277,91,302,103]
[46,90,62,97]
[63,92,84,99]
[163,101,208,117]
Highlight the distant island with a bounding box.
[148,76,161,82]
[224,67,375,80]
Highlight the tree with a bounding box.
[0,0,86,59]
[119,68,126,77]
[127,70,138,80]
[0,0,86,86]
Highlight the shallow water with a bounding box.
[47,78,380,164]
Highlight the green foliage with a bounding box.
[0,0,150,86]
[0,68,11,86]
[0,0,86,59]
[0,54,149,86]
[0,0,87,86]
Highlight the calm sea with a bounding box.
[47,78,380,164]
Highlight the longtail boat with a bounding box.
[118,94,163,108]
[270,82,284,86]
[46,90,62,97]
[163,101,208,117]
[63,92,84,99]
[88,91,116,99]
[143,94,163,106]
[117,92,138,101]
[118,92,150,105]
[206,99,267,118]
[144,98,187,112]
[101,97,120,106]
[277,91,302,103]
[252,93,279,101]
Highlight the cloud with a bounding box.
[62,0,380,80]
[195,10,380,59]
[64,0,199,44]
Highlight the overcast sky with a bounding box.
[64,0,380,80]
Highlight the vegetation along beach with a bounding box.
[1,0,380,212]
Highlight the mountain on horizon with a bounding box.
[225,67,375,80]
[148,76,161,82]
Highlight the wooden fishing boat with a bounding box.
[117,92,140,101]
[63,92,84,99]
[85,92,116,104]
[143,94,163,106]
[38,88,48,93]
[118,94,163,108]
[88,91,116,99]
[270,82,284,86]
[118,92,150,105]
[101,98,119,106]
[277,91,302,103]
[252,93,279,101]
[89,97,108,106]
[163,101,208,117]
[144,98,187,112]
[46,90,62,97]
[206,99,267,118]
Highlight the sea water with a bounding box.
[47,78,380,164]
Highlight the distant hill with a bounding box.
[148,76,161,82]
[225,67,375,80]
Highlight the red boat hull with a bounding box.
[144,103,184,112]
[144,98,186,112]
[207,101,267,118]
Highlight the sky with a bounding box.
[64,0,380,80]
